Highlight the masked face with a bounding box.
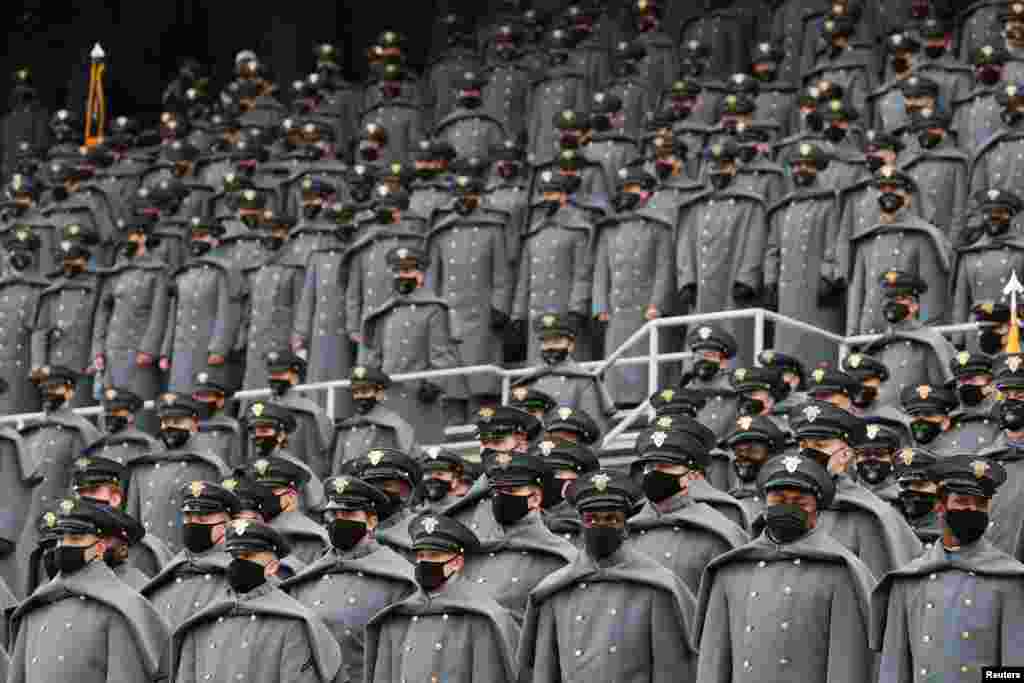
[865,154,886,173]
[923,44,945,59]
[891,55,911,73]
[492,491,532,525]
[958,383,987,407]
[103,542,129,568]
[824,124,847,143]
[496,161,519,179]
[42,547,59,579]
[422,478,452,502]
[160,426,191,450]
[353,397,377,414]
[641,469,683,503]
[762,503,809,543]
[977,65,1002,86]
[945,508,989,545]
[883,300,911,323]
[792,168,816,187]
[583,524,625,559]
[376,207,396,224]
[54,542,95,575]
[394,276,418,295]
[612,191,642,212]
[1000,399,1024,431]
[1002,109,1024,127]
[328,518,369,550]
[900,490,937,519]
[269,377,291,397]
[853,384,879,409]
[415,557,453,590]
[878,191,905,213]
[105,414,129,434]
[41,387,67,412]
[252,432,280,457]
[918,129,943,149]
[542,348,569,366]
[979,328,1003,355]
[856,458,893,485]
[738,396,766,417]
[732,459,760,483]
[9,250,32,271]
[227,557,267,593]
[190,240,213,258]
[985,212,1012,237]
[182,522,219,553]
[694,359,720,381]
[910,418,944,445]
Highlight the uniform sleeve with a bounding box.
[108,612,156,683]
[1001,585,1024,666]
[764,210,781,288]
[652,589,696,683]
[512,235,530,320]
[30,291,51,368]
[822,196,842,283]
[569,229,594,316]
[875,580,912,683]
[6,616,26,683]
[593,230,610,316]
[471,616,516,683]
[293,263,318,343]
[427,306,461,371]
[846,246,866,336]
[651,224,675,313]
[968,150,988,198]
[486,225,510,315]
[92,277,114,357]
[140,268,171,357]
[426,236,443,297]
[209,270,238,357]
[696,574,732,683]
[161,286,178,360]
[278,621,321,683]
[734,202,765,291]
[827,573,875,683]
[527,601,561,683]
[366,619,394,683]
[345,254,364,338]
[676,206,697,291]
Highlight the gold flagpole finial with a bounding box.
[85,43,107,149]
[1004,271,1023,353]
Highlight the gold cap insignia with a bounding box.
[651,431,668,448]
[243,190,257,202]
[803,405,821,422]
[957,351,971,367]
[59,499,75,514]
[830,99,841,112]
[251,402,265,418]
[1010,85,1019,97]
[512,387,528,401]
[254,459,270,475]
[44,512,57,528]
[75,457,91,470]
[353,367,368,380]
[558,407,573,420]
[799,143,812,156]
[698,326,712,340]
[333,477,350,494]
[900,448,915,466]
[735,368,747,382]
[885,271,899,284]
[540,440,555,456]
[231,519,249,535]
[479,406,495,419]
[542,314,556,327]
[917,385,932,400]
[659,389,675,402]
[761,350,775,364]
[592,473,610,492]
[866,424,880,440]
[422,516,439,534]
[973,460,990,479]
[656,416,673,428]
[1009,356,1023,373]
[189,481,205,497]
[737,415,753,430]
[989,189,1001,201]
[223,479,238,491]
[104,388,118,401]
[847,354,862,368]
[15,228,29,241]
[496,452,512,465]
[813,368,826,383]
[426,447,441,460]
[367,450,384,466]
[782,455,801,473]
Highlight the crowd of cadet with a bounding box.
[3,0,1024,681]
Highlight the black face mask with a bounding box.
[892,57,911,73]
[979,329,1003,355]
[353,397,376,414]
[160,427,191,450]
[763,503,809,543]
[395,277,417,295]
[376,208,396,224]
[883,300,911,324]
[655,158,676,179]
[866,155,886,173]
[584,525,625,559]
[986,217,1011,237]
[105,414,129,434]
[262,235,284,251]
[415,559,450,590]
[733,460,760,483]
[738,397,765,417]
[543,477,569,507]
[977,66,1002,86]
[190,240,213,258]
[262,492,284,520]
[945,509,989,546]
[612,192,642,212]
[792,170,816,187]
[376,491,402,520]
[328,518,368,550]
[9,252,32,271]
[42,394,66,412]
[694,359,719,381]
[227,557,267,593]
[302,204,321,220]
[119,241,141,259]
[269,378,291,397]
[923,45,945,59]
[103,545,127,568]
[878,192,904,213]
[856,459,893,485]
[853,385,879,408]
[824,125,847,143]
[800,447,832,468]
[642,469,682,503]
[709,171,733,191]
[752,66,776,82]
[183,522,218,553]
[42,547,59,579]
[1000,399,1024,431]
[253,435,279,457]
[958,384,987,407]
[542,349,569,366]
[918,130,944,149]
[54,543,93,575]
[910,419,943,444]
[491,493,532,528]
[422,478,452,502]
[900,490,938,519]
[1002,110,1024,127]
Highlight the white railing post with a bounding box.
[325,386,336,422]
[648,324,658,397]
[753,308,765,364]
[500,374,511,406]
